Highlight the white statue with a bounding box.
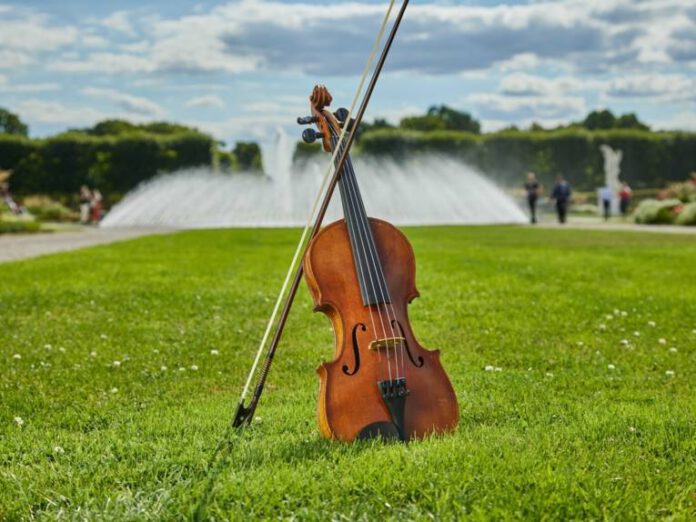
[599,144,622,215]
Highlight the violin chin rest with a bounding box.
[357,421,401,442]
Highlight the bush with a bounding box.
[675,201,696,226]
[0,216,40,234]
[569,203,599,216]
[23,195,78,222]
[633,198,682,224]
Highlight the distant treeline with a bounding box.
[295,108,696,191]
[0,110,263,200]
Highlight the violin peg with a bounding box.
[333,108,349,123]
[302,128,323,144]
[297,115,319,125]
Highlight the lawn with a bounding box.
[1,226,695,520]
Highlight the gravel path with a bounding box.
[536,221,696,235]
[0,226,174,263]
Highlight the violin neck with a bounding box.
[331,136,391,307]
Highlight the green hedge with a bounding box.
[0,131,214,198]
[352,128,696,191]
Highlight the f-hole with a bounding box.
[343,322,366,375]
[392,319,424,368]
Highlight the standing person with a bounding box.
[599,185,612,221]
[550,175,572,224]
[79,185,92,225]
[91,189,103,224]
[618,181,632,217]
[524,172,540,224]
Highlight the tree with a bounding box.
[399,105,481,133]
[427,105,481,133]
[582,110,616,130]
[233,142,263,172]
[615,113,650,131]
[0,107,28,136]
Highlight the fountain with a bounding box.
[101,131,527,228]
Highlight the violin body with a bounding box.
[304,217,459,441]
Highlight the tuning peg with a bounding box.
[297,115,319,125]
[334,108,349,123]
[302,128,323,144]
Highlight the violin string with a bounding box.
[332,133,393,382]
[329,134,387,382]
[237,0,396,404]
[342,157,403,381]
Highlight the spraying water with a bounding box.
[101,131,526,228]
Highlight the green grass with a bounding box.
[1,226,695,520]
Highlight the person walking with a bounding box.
[599,185,612,221]
[618,181,632,217]
[79,185,92,225]
[90,189,103,224]
[524,172,540,224]
[550,175,571,224]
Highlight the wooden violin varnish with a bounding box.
[301,86,459,442]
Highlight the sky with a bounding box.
[1,0,695,146]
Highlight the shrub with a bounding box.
[675,201,696,226]
[633,198,682,224]
[23,195,78,222]
[0,216,41,234]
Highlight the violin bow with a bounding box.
[232,0,410,429]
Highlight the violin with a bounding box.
[302,86,459,442]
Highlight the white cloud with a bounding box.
[16,99,108,126]
[82,87,165,117]
[51,53,155,73]
[608,74,696,102]
[101,11,136,37]
[0,12,77,51]
[185,95,226,109]
[0,49,32,68]
[468,92,587,124]
[0,82,61,93]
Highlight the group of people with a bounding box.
[79,185,103,225]
[599,182,633,221]
[524,173,633,224]
[524,173,572,224]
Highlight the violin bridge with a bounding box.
[369,337,406,351]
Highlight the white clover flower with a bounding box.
[112,361,121,368]
[13,354,21,360]
[178,367,186,372]
[161,366,168,371]
[545,372,554,378]
[494,367,502,372]
[53,446,65,454]
[100,334,108,339]
[190,365,199,371]
[692,329,696,334]
[633,331,640,337]
[110,387,118,393]
[669,347,677,353]
[658,338,666,345]
[665,370,675,377]
[608,364,615,370]
[620,311,628,317]
[628,426,636,433]
[44,344,52,350]
[484,365,494,372]
[210,349,220,356]
[90,351,97,358]
[576,341,584,347]
[58,347,66,353]
[14,416,24,427]
[606,314,614,320]
[620,339,629,346]
[153,349,160,354]
[648,321,656,327]
[613,309,620,315]
[599,324,607,331]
